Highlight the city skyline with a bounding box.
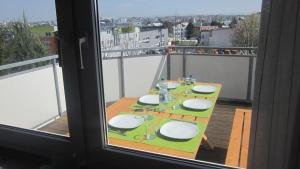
[0,0,262,22]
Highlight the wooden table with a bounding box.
[106,82,221,159]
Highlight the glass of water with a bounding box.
[143,115,155,140]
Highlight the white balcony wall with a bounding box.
[0,53,254,129]
[102,59,121,103]
[0,65,66,129]
[123,55,166,97]
[102,55,166,102]
[170,54,255,100]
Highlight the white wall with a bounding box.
[102,53,254,101]
[123,56,164,97]
[0,65,66,129]
[209,29,234,47]
[102,59,121,102]
[0,54,254,129]
[170,54,254,100]
[102,55,166,102]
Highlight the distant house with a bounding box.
[200,28,233,47]
[193,22,219,31]
[40,32,58,55]
[99,27,115,50]
[99,25,168,51]
[172,22,189,40]
[139,27,168,48]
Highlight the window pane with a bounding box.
[98,0,261,168]
[0,0,69,137]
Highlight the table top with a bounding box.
[106,82,222,159]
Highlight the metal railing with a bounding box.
[167,46,257,101]
[168,46,257,56]
[101,47,166,59]
[101,46,257,102]
[0,46,257,128]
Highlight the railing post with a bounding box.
[119,51,125,98]
[167,50,171,80]
[183,48,186,77]
[247,56,254,101]
[52,59,63,117]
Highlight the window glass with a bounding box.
[98,0,261,168]
[0,0,69,137]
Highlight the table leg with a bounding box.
[202,134,214,150]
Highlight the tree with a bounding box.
[210,20,223,28]
[229,17,238,28]
[185,21,194,40]
[162,21,173,36]
[0,14,47,75]
[231,14,260,47]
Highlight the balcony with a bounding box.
[0,46,256,168]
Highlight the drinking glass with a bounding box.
[143,115,155,140]
[191,78,197,84]
[178,77,184,85]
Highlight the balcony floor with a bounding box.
[37,103,251,164]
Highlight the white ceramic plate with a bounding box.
[138,95,159,105]
[156,82,180,89]
[160,121,199,140]
[192,85,217,94]
[108,114,144,129]
[182,99,212,110]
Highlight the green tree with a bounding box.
[210,20,223,28]
[229,17,238,28]
[0,14,47,75]
[0,14,46,65]
[0,25,5,65]
[185,21,194,39]
[114,26,135,34]
[231,14,260,47]
[162,21,173,36]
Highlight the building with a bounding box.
[99,26,168,51]
[200,28,234,47]
[139,27,168,48]
[118,27,140,49]
[173,22,189,40]
[40,35,58,55]
[99,27,115,50]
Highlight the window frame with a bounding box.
[0,0,299,169]
[73,0,300,168]
[0,0,86,160]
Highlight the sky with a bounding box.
[0,0,262,22]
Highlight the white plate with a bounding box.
[108,114,144,129]
[192,85,217,94]
[156,82,180,89]
[159,121,199,140]
[182,99,212,110]
[139,95,159,105]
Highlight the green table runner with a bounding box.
[152,84,221,97]
[108,113,206,153]
[129,83,221,118]
[170,84,221,98]
[130,99,215,118]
